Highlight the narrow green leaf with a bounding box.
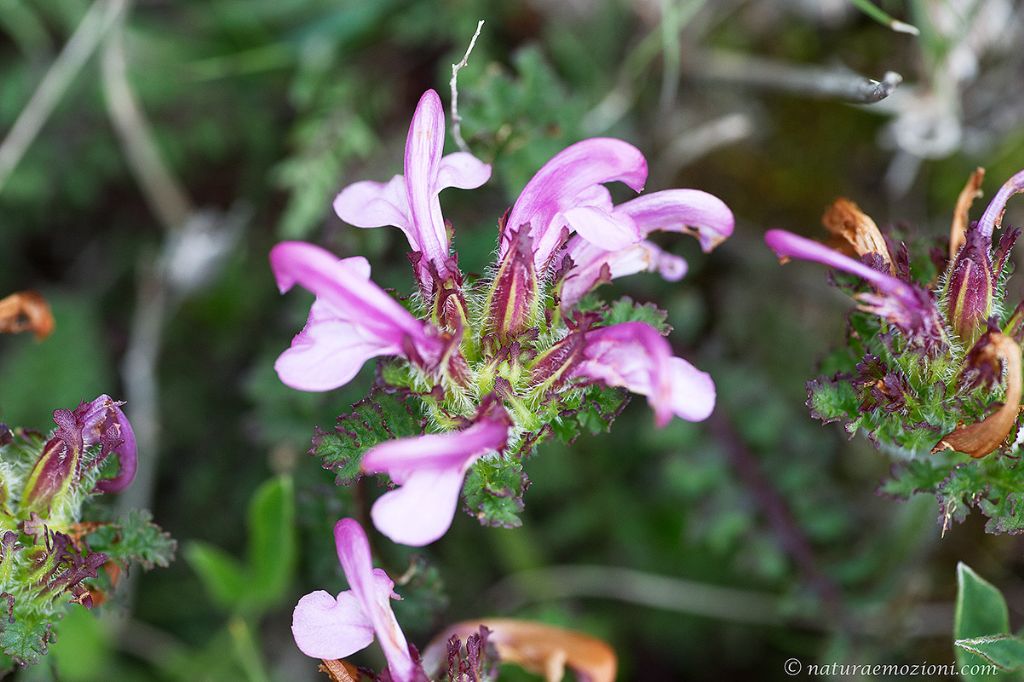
[184,542,247,611]
[246,475,296,610]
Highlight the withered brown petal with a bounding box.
[950,167,986,259]
[422,618,617,682]
[317,659,361,682]
[0,290,55,340]
[821,198,893,273]
[933,332,1022,458]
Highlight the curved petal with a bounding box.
[77,395,137,494]
[764,229,939,340]
[370,467,467,547]
[275,304,400,391]
[404,90,449,274]
[561,206,639,251]
[560,241,688,309]
[574,322,714,427]
[668,356,715,422]
[504,138,648,268]
[334,519,417,681]
[333,176,413,246]
[614,189,734,252]
[270,242,438,360]
[436,152,491,191]
[292,590,374,659]
[978,168,1024,238]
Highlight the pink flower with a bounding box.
[764,229,943,347]
[499,138,648,271]
[292,518,423,681]
[333,89,491,294]
[270,241,446,391]
[572,322,715,428]
[559,189,734,308]
[361,401,511,547]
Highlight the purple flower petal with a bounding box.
[404,90,449,276]
[764,229,941,343]
[333,90,490,292]
[270,242,443,388]
[361,409,510,546]
[503,138,648,269]
[978,169,1024,238]
[77,395,137,494]
[333,519,417,681]
[291,589,374,659]
[560,239,689,308]
[613,189,734,252]
[573,322,714,427]
[562,205,639,251]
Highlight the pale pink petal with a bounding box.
[614,189,734,252]
[370,467,467,546]
[559,241,688,308]
[404,90,449,274]
[333,176,414,247]
[292,589,374,659]
[574,322,714,427]
[668,357,715,422]
[274,307,399,391]
[504,138,648,268]
[435,152,491,191]
[361,409,510,546]
[561,206,640,251]
[334,519,417,681]
[270,242,439,360]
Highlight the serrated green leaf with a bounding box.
[956,635,1024,671]
[0,607,51,665]
[185,542,248,611]
[955,563,1012,681]
[462,457,526,528]
[247,475,295,609]
[602,297,671,334]
[88,509,177,571]
[314,390,424,485]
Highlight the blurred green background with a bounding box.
[2,0,1024,679]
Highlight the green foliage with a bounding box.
[313,389,425,485]
[462,456,527,529]
[186,475,296,616]
[88,509,177,570]
[601,296,672,334]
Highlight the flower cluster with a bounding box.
[0,396,175,665]
[272,89,733,547]
[766,168,1024,533]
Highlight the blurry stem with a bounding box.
[687,50,903,103]
[658,0,706,112]
[102,7,193,232]
[849,0,920,36]
[449,19,484,154]
[103,37,182,225]
[229,616,272,682]
[492,565,784,626]
[0,0,127,193]
[708,411,849,628]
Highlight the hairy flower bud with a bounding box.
[484,225,540,347]
[22,411,81,515]
[945,228,994,347]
